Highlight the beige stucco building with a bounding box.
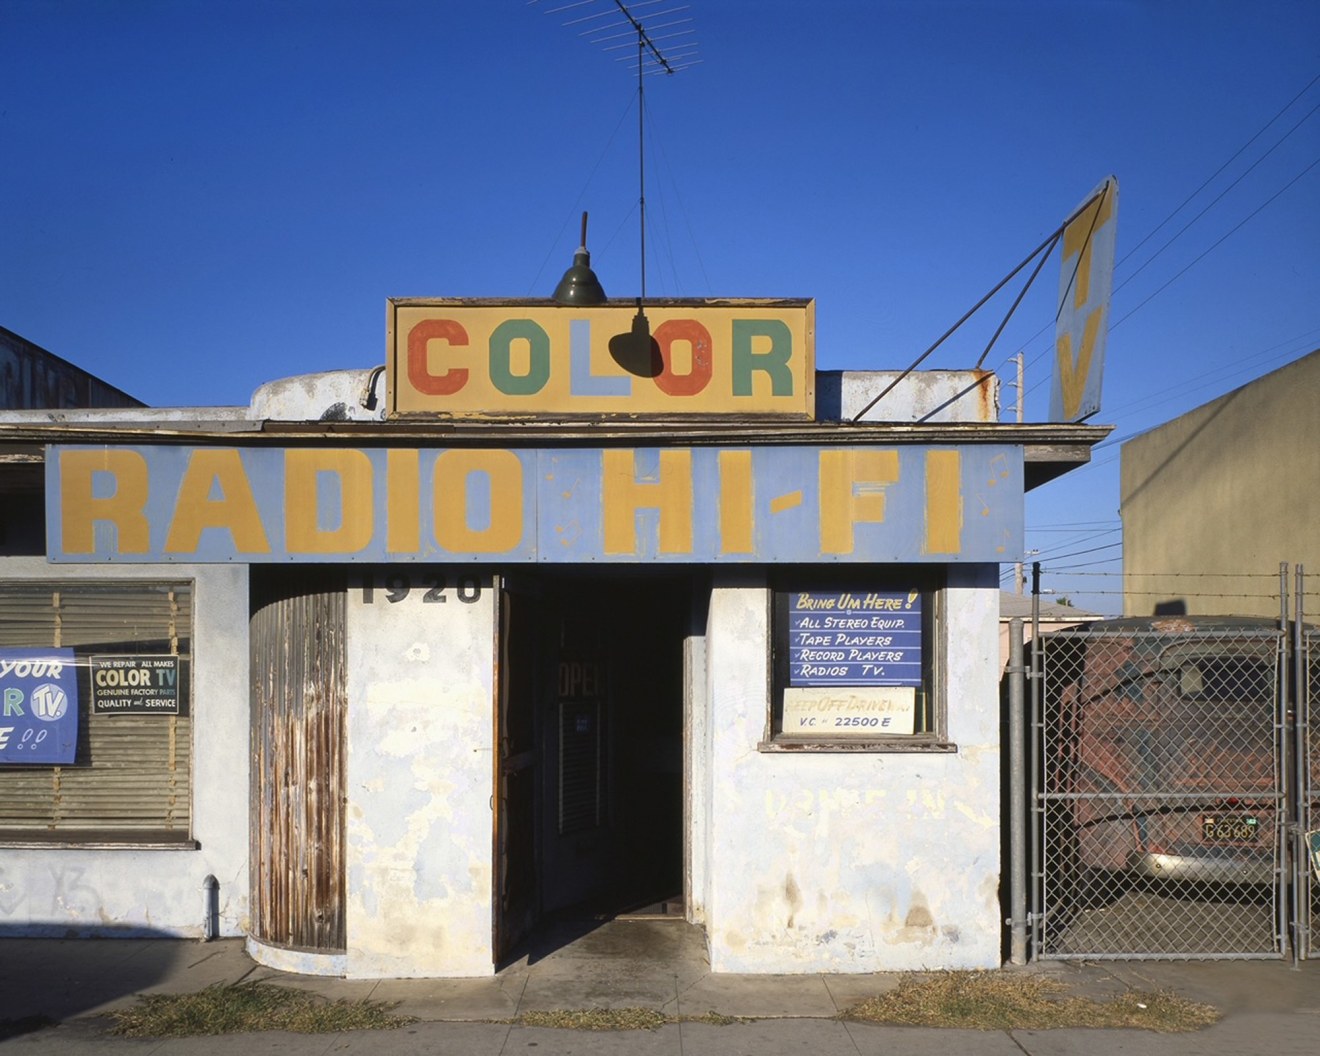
[1120,349,1320,617]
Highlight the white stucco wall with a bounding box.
[344,573,495,977]
[0,559,250,938]
[700,566,1002,972]
[684,628,710,925]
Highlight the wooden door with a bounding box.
[493,575,539,962]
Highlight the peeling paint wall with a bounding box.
[0,558,250,937]
[817,370,999,423]
[699,566,1002,972]
[249,369,384,422]
[238,366,1000,426]
[684,629,710,925]
[344,574,495,977]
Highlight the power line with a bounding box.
[1029,524,1122,532]
[1038,540,1123,564]
[1114,98,1320,294]
[1049,587,1285,602]
[1041,557,1126,572]
[1118,70,1320,266]
[1110,153,1320,332]
[1079,344,1320,457]
[1018,154,1320,407]
[1067,570,1280,579]
[1091,328,1320,431]
[1000,72,1320,399]
[1029,527,1122,557]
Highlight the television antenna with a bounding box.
[533,1,700,318]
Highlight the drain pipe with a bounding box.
[1007,618,1028,965]
[202,875,220,941]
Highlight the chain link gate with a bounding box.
[1302,625,1318,960]
[1032,620,1288,959]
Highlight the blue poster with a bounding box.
[787,591,923,687]
[0,648,79,764]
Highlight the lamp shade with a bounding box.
[552,248,607,305]
[553,211,607,305]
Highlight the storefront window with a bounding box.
[766,572,951,751]
[0,582,193,845]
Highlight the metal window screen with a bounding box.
[0,582,192,842]
[558,700,603,835]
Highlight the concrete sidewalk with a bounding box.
[2,920,1318,1054]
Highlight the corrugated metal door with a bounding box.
[250,570,346,952]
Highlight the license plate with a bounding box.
[1202,814,1259,842]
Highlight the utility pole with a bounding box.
[1014,352,1026,594]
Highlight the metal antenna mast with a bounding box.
[609,0,674,303]
[635,7,648,302]
[533,0,700,303]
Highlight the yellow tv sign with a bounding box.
[387,299,814,419]
[1052,177,1117,422]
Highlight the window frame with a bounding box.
[760,569,954,753]
[0,579,196,848]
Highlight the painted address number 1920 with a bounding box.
[361,573,482,605]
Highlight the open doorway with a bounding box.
[494,571,691,963]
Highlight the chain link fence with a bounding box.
[1303,627,1318,960]
[1033,620,1287,959]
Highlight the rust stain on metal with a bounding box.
[971,369,997,421]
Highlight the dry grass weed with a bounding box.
[517,1006,668,1031]
[844,970,1220,1032]
[108,982,413,1037]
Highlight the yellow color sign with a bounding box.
[387,300,814,418]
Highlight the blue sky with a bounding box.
[3,1,1318,611]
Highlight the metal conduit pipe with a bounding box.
[203,874,220,941]
[1008,618,1028,965]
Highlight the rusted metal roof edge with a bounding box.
[0,418,1111,449]
[0,419,1110,492]
[386,296,814,308]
